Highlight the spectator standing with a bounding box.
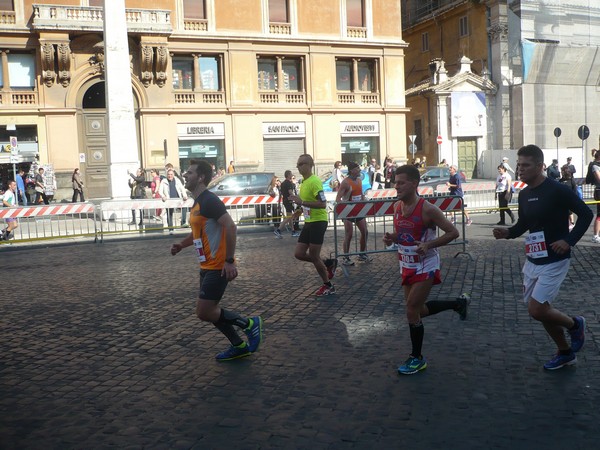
[170,159,263,361]
[275,170,301,237]
[546,159,560,181]
[384,157,395,188]
[501,157,515,177]
[493,144,591,370]
[128,167,146,226]
[165,163,188,227]
[331,161,344,191]
[34,168,49,205]
[159,169,188,234]
[16,168,27,206]
[227,160,235,173]
[267,175,282,230]
[566,157,576,176]
[588,150,600,243]
[367,157,377,185]
[560,164,577,230]
[289,154,337,296]
[150,169,162,219]
[495,165,515,225]
[438,159,449,167]
[71,168,85,202]
[446,165,472,226]
[1,180,19,241]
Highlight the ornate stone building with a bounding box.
[0,0,408,199]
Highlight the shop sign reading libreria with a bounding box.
[340,121,380,136]
[262,122,306,139]
[177,123,225,140]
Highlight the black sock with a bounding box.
[213,322,244,346]
[409,322,424,358]
[325,281,333,287]
[425,300,457,316]
[219,308,249,329]
[559,349,573,356]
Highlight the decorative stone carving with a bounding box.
[140,44,154,87]
[155,45,168,88]
[90,41,105,74]
[40,42,55,87]
[488,23,508,42]
[56,43,71,87]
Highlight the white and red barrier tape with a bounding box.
[0,203,95,219]
[335,196,464,219]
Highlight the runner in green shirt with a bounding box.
[289,154,337,296]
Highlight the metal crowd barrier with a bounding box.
[332,195,472,276]
[0,203,98,244]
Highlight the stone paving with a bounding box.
[1,216,600,449]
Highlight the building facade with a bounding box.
[0,0,408,200]
[402,0,600,178]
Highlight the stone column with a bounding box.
[103,0,140,199]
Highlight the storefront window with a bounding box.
[340,136,379,167]
[178,140,225,174]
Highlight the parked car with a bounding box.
[207,172,275,219]
[419,166,467,186]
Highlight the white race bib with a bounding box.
[525,231,548,258]
[398,245,421,269]
[193,238,206,263]
[351,195,362,202]
[302,205,311,219]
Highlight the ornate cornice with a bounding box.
[488,23,508,42]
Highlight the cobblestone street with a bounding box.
[1,225,600,449]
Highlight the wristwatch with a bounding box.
[225,257,235,264]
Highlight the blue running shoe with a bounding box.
[215,343,251,361]
[397,356,427,375]
[244,316,263,353]
[543,352,576,370]
[569,316,585,353]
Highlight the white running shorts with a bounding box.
[522,258,570,304]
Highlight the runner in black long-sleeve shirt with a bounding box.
[493,145,593,370]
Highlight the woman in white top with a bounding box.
[495,164,515,225]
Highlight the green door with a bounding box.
[457,138,477,179]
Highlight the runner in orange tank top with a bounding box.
[336,161,371,266]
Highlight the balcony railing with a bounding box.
[269,22,291,35]
[174,91,225,105]
[347,26,367,38]
[0,10,16,25]
[32,5,172,34]
[0,91,38,106]
[259,92,306,104]
[337,92,380,105]
[183,19,208,31]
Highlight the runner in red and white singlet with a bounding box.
[383,165,469,376]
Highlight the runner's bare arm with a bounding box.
[218,212,238,281]
[171,232,194,255]
[419,202,459,251]
[335,179,351,202]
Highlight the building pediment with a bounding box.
[406,71,496,97]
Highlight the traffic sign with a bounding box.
[408,134,417,143]
[408,144,417,155]
[553,127,561,138]
[9,136,18,153]
[436,135,443,145]
[578,125,590,141]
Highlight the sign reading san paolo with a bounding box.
[177,123,225,139]
[340,122,380,136]
[262,122,306,138]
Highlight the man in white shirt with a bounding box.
[1,180,19,241]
